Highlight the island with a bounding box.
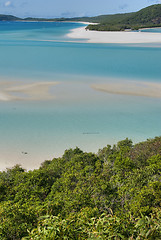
[1,4,161,32]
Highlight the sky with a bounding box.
[0,0,161,18]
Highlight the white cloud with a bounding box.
[5,1,11,7]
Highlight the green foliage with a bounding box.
[1,4,161,33]
[0,137,161,239]
[86,4,161,31]
[23,210,161,239]
[1,3,161,32]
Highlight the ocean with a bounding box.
[0,21,161,170]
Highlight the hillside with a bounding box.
[86,4,161,31]
[0,137,161,239]
[0,4,161,31]
[0,14,21,21]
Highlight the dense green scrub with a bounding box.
[0,137,161,239]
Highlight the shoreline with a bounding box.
[67,25,161,44]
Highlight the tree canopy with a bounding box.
[0,137,161,239]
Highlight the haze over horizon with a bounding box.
[0,0,160,19]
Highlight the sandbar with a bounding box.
[91,80,161,98]
[67,26,161,44]
[0,81,59,101]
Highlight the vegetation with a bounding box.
[1,4,161,32]
[86,4,161,31]
[0,137,161,239]
[0,14,21,21]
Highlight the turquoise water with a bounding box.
[0,22,161,169]
[140,27,161,33]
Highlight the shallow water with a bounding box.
[0,22,161,170]
[140,27,161,33]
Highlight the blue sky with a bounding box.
[0,0,160,18]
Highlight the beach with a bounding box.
[67,25,161,43]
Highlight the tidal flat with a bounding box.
[0,21,161,170]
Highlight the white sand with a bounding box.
[0,92,13,101]
[91,80,161,98]
[0,81,59,101]
[67,26,161,44]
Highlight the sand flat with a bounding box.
[0,81,59,101]
[67,26,161,44]
[91,80,161,98]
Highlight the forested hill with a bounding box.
[0,14,21,21]
[0,136,161,239]
[0,4,161,31]
[86,4,161,31]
